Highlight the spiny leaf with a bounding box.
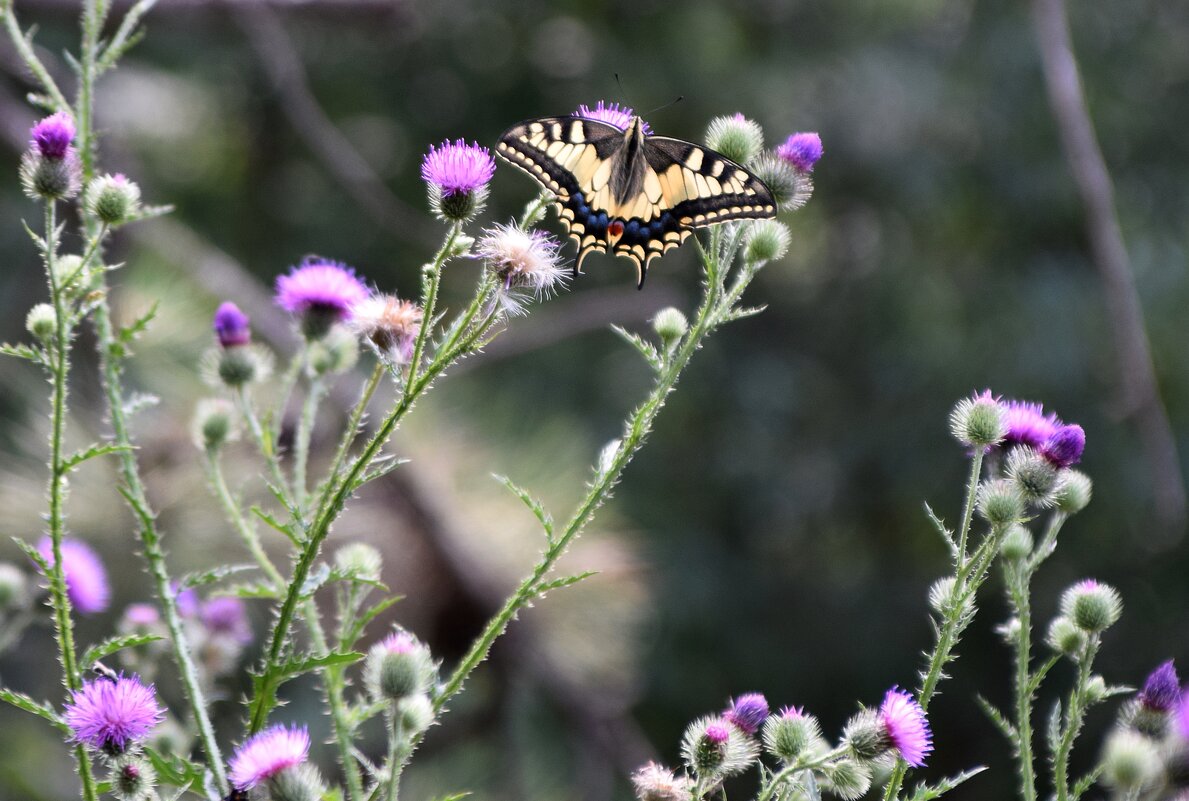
[123,391,160,417]
[723,303,767,322]
[143,746,206,790]
[494,474,553,539]
[610,325,664,372]
[299,562,332,599]
[1046,701,1063,756]
[341,595,403,649]
[0,342,43,363]
[1070,765,1104,801]
[248,651,363,732]
[12,537,48,571]
[924,501,956,554]
[225,582,281,600]
[177,563,257,591]
[82,633,163,666]
[535,571,597,595]
[974,694,1017,742]
[906,767,987,800]
[0,686,68,732]
[118,301,158,345]
[62,442,133,471]
[351,456,409,492]
[252,506,302,548]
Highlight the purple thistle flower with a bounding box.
[229,724,310,790]
[776,132,823,173]
[880,687,932,768]
[1138,660,1180,712]
[122,603,160,627]
[704,721,731,744]
[778,705,807,719]
[64,674,163,753]
[377,630,419,654]
[574,101,653,135]
[213,301,251,348]
[1001,400,1061,449]
[1041,424,1085,468]
[724,693,769,736]
[201,596,253,645]
[275,259,369,338]
[1177,692,1189,741]
[171,582,200,618]
[420,139,496,196]
[37,537,110,615]
[31,112,76,160]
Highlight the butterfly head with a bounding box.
[623,116,646,150]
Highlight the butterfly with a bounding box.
[497,114,777,288]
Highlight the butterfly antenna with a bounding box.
[643,96,683,117]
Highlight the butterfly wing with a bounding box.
[497,117,777,288]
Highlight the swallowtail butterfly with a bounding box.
[497,114,776,288]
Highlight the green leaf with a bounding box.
[494,474,553,539]
[177,563,257,591]
[923,501,956,554]
[62,442,134,471]
[341,595,402,649]
[1070,765,1104,801]
[974,694,1017,742]
[1027,654,1061,696]
[723,303,767,322]
[225,582,282,600]
[119,301,158,345]
[252,506,302,548]
[299,562,332,599]
[248,651,364,731]
[428,793,472,801]
[0,342,43,363]
[535,571,597,595]
[82,633,163,666]
[906,767,987,800]
[350,456,409,492]
[610,325,663,372]
[12,537,48,571]
[0,686,68,732]
[346,699,387,728]
[1046,701,1062,755]
[144,746,206,791]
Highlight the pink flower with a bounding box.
[880,687,932,767]
[574,101,653,135]
[37,537,110,614]
[64,675,163,753]
[229,724,310,790]
[421,139,496,196]
[275,260,369,320]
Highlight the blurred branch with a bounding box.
[1030,0,1186,538]
[230,1,439,250]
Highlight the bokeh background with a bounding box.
[1,0,1187,799]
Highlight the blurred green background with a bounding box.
[1,0,1187,799]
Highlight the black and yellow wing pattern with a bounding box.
[497,115,776,287]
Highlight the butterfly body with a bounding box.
[497,114,776,287]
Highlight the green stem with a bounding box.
[384,712,408,801]
[518,190,553,229]
[1008,564,1038,801]
[318,361,385,504]
[237,386,299,522]
[203,450,284,588]
[271,344,305,452]
[1053,636,1100,801]
[0,4,71,111]
[302,599,364,801]
[77,0,108,180]
[405,224,460,397]
[756,746,849,801]
[294,369,325,513]
[956,451,984,566]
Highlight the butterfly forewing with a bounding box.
[497,115,777,287]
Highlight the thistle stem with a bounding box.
[1053,636,1100,801]
[302,599,364,801]
[294,369,325,513]
[319,360,385,501]
[756,746,849,801]
[203,450,285,588]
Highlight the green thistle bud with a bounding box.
[335,543,383,583]
[927,577,971,620]
[1046,615,1086,657]
[652,307,688,351]
[762,708,824,763]
[20,150,81,200]
[0,563,29,611]
[751,152,811,211]
[1006,446,1060,507]
[842,708,886,762]
[308,325,359,376]
[996,616,1022,644]
[704,114,764,165]
[743,219,791,264]
[365,630,435,702]
[447,233,475,258]
[1054,470,1092,514]
[999,524,1033,561]
[84,174,141,226]
[1085,674,1107,705]
[430,183,488,223]
[191,398,237,452]
[976,479,1024,528]
[1060,579,1122,633]
[949,391,1005,448]
[820,758,873,801]
[53,254,87,294]
[397,693,434,734]
[680,715,759,779]
[26,303,56,342]
[267,764,326,801]
[1100,729,1162,791]
[218,347,257,386]
[110,754,157,801]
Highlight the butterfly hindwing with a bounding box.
[498,115,777,287]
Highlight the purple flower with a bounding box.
[275,259,369,335]
[349,295,423,365]
[31,112,75,160]
[776,132,823,173]
[201,596,253,645]
[420,139,496,196]
[778,705,806,719]
[37,537,110,614]
[704,721,731,744]
[173,584,200,618]
[1177,693,1189,741]
[574,101,653,135]
[213,301,251,348]
[476,223,567,314]
[229,724,310,790]
[122,603,160,627]
[880,687,932,768]
[64,675,163,753]
[1041,424,1085,468]
[724,693,769,735]
[1138,660,1179,712]
[1002,400,1061,449]
[376,630,420,655]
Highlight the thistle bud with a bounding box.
[213,302,251,348]
[999,524,1034,561]
[1060,579,1122,633]
[651,307,688,351]
[976,478,1024,528]
[191,398,237,452]
[1085,675,1108,705]
[691,721,730,772]
[1054,470,1092,515]
[949,390,1004,449]
[842,708,886,761]
[680,715,758,778]
[267,764,326,801]
[751,152,811,212]
[820,758,873,801]
[776,132,823,173]
[21,150,82,200]
[1006,446,1060,507]
[1040,424,1085,469]
[743,219,792,264]
[26,303,56,342]
[631,762,693,801]
[1046,615,1086,657]
[1138,661,1180,713]
[724,693,769,735]
[111,754,157,801]
[308,325,359,376]
[762,706,824,763]
[0,562,29,611]
[996,616,1022,643]
[447,233,475,258]
[365,630,435,702]
[335,543,383,583]
[704,114,764,165]
[397,693,434,735]
[1100,729,1162,792]
[84,173,141,226]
